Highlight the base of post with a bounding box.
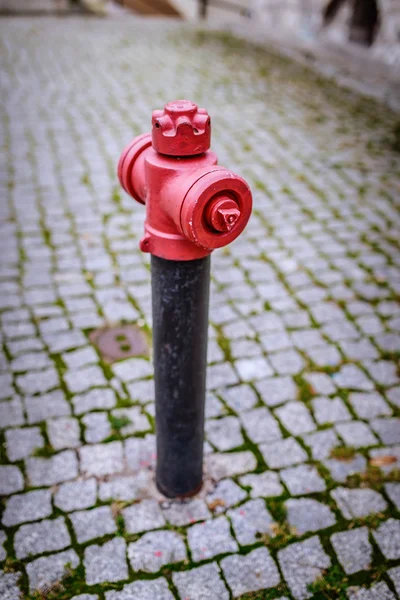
[156,478,203,499]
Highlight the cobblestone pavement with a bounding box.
[1,15,400,600]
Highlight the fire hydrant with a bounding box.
[118,100,252,498]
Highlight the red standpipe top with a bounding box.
[152,100,211,157]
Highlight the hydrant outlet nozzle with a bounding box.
[206,196,241,233]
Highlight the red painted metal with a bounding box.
[117,100,252,261]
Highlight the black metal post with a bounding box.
[151,255,210,498]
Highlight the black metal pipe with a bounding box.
[151,255,210,498]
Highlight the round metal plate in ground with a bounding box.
[89,325,149,363]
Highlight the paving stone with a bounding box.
[221,547,280,597]
[27,549,80,591]
[239,471,284,498]
[286,498,336,535]
[26,450,78,486]
[260,438,308,469]
[260,330,292,353]
[85,537,128,585]
[122,499,165,534]
[126,379,154,404]
[385,482,400,510]
[16,367,59,395]
[341,338,379,361]
[162,498,210,526]
[303,428,340,460]
[0,397,25,428]
[10,351,52,373]
[14,517,71,559]
[255,376,298,407]
[304,372,336,395]
[387,386,400,408]
[62,346,99,370]
[71,595,99,600]
[280,464,326,495]
[207,362,238,389]
[188,516,238,561]
[206,416,243,450]
[0,465,24,495]
[278,536,331,600]
[64,365,107,394]
[112,358,153,382]
[239,406,282,444]
[324,454,367,483]
[347,582,396,600]
[0,571,22,600]
[125,434,156,471]
[47,416,81,449]
[106,579,174,600]
[307,344,342,366]
[220,384,258,412]
[54,478,97,512]
[331,527,372,574]
[2,489,52,526]
[349,392,391,419]
[206,479,247,514]
[205,451,257,480]
[44,330,87,354]
[25,390,71,423]
[99,471,152,502]
[363,360,399,387]
[372,518,400,559]
[173,562,229,600]
[331,487,387,519]
[5,426,44,461]
[82,411,111,443]
[370,418,400,444]
[269,349,305,375]
[234,356,273,381]
[205,392,227,419]
[79,442,124,477]
[228,498,275,545]
[275,402,315,435]
[70,506,116,543]
[332,365,374,391]
[311,396,351,424]
[389,566,400,597]
[111,407,150,436]
[72,388,117,414]
[369,446,400,473]
[336,421,378,448]
[0,532,6,562]
[128,531,187,572]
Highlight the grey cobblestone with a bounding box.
[240,471,283,498]
[26,450,78,486]
[206,416,243,450]
[385,483,400,510]
[188,516,238,561]
[106,579,174,600]
[85,538,128,585]
[173,563,229,600]
[348,392,391,419]
[228,498,275,545]
[311,396,351,424]
[280,464,326,495]
[0,465,24,496]
[278,536,331,600]
[275,402,315,435]
[128,531,186,572]
[303,428,339,460]
[14,517,71,559]
[123,499,165,534]
[335,421,378,448]
[255,376,297,406]
[27,549,79,591]
[54,478,97,512]
[79,442,124,477]
[347,582,396,599]
[0,571,22,600]
[205,451,257,480]
[372,518,400,560]
[324,454,367,482]
[260,438,308,468]
[47,416,81,449]
[72,389,117,415]
[71,506,116,543]
[331,527,372,574]
[286,498,336,535]
[2,489,52,526]
[162,498,210,526]
[331,487,388,519]
[206,479,247,513]
[221,547,280,596]
[5,426,44,461]
[25,390,71,423]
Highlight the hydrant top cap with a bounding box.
[152,99,211,157]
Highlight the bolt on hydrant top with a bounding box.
[152,100,211,156]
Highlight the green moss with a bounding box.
[308,564,349,599]
[329,446,357,462]
[109,414,132,432]
[31,445,56,459]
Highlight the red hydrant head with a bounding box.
[117,99,252,261]
[152,100,211,157]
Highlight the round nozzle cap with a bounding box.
[152,100,211,157]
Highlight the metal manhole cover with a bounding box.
[90,325,149,363]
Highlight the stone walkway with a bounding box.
[1,15,400,600]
